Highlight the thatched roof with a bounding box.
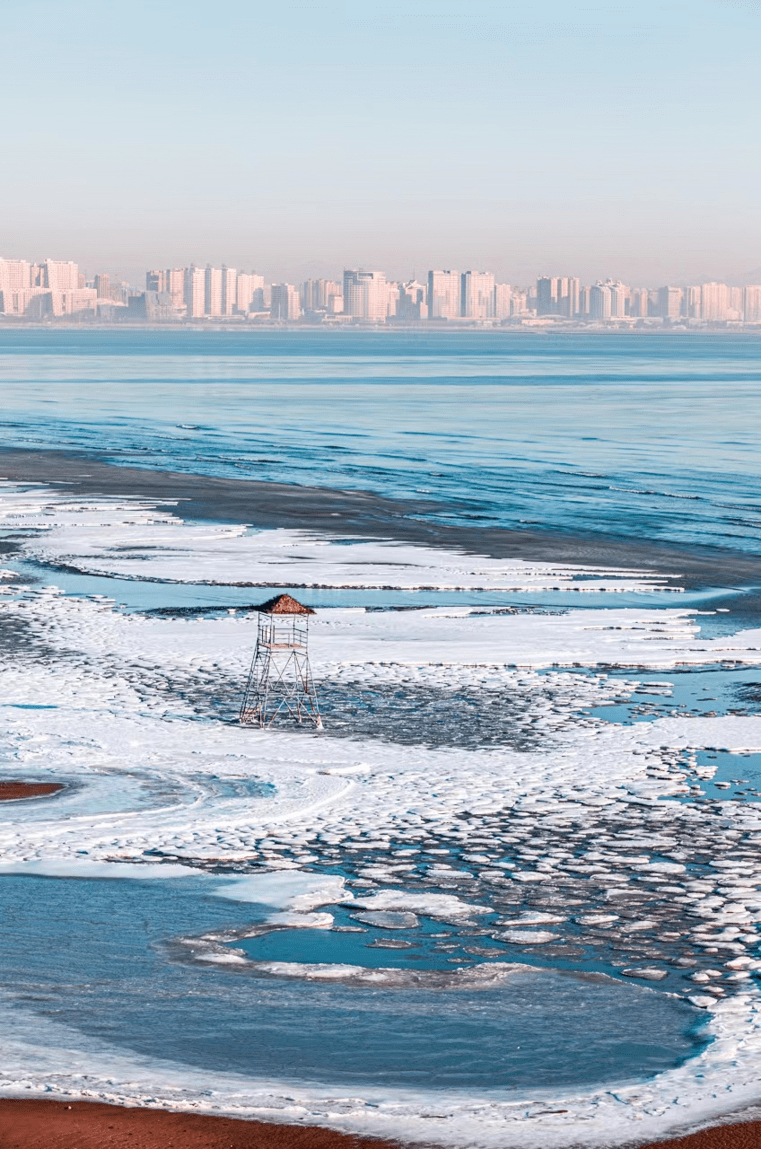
[255,593,315,615]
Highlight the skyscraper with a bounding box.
[235,272,265,314]
[205,266,223,317]
[494,283,512,320]
[536,276,580,317]
[221,266,237,316]
[343,270,388,320]
[744,285,761,323]
[165,269,185,312]
[658,286,683,319]
[685,286,701,319]
[0,258,31,291]
[589,282,612,319]
[271,284,301,321]
[461,271,495,320]
[536,276,559,314]
[301,279,343,313]
[701,282,729,321]
[629,288,650,318]
[146,270,166,293]
[396,280,428,320]
[427,270,460,319]
[184,265,205,318]
[43,259,79,291]
[94,273,112,300]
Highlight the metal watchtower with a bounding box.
[239,594,323,729]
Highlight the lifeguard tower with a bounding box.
[239,594,323,729]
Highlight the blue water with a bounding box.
[0,874,704,1090]
[1,328,761,550]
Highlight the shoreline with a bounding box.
[2,1099,761,1149]
[0,445,760,593]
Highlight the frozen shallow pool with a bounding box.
[0,872,706,1093]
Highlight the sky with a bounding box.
[1,0,760,286]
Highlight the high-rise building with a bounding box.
[184,265,205,318]
[684,285,701,319]
[146,269,166,293]
[536,276,580,317]
[658,286,683,319]
[301,279,343,313]
[221,266,237,316]
[744,286,761,323]
[164,269,185,312]
[396,280,428,320]
[270,283,301,321]
[461,271,495,320]
[536,276,561,315]
[94,273,112,300]
[43,259,79,291]
[629,288,650,318]
[0,258,32,291]
[510,288,531,317]
[728,286,744,321]
[701,282,729,321]
[235,272,264,314]
[205,266,223,317]
[589,282,612,319]
[494,283,512,320]
[610,282,629,318]
[343,270,388,321]
[588,280,629,319]
[565,277,581,318]
[427,270,460,319]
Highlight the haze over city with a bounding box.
[2,0,760,287]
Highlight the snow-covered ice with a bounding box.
[2,479,761,1146]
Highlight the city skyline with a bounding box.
[1,254,760,326]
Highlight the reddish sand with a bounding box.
[641,1125,761,1149]
[0,1100,400,1149]
[0,781,62,802]
[2,1101,761,1149]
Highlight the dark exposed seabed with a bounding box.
[1,445,761,599]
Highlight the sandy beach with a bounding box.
[1,1099,760,1149]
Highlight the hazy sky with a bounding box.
[2,0,760,285]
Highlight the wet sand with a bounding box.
[0,781,62,801]
[0,445,760,592]
[1,1100,760,1149]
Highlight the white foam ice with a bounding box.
[0,480,678,593]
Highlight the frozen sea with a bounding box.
[2,328,761,1147]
